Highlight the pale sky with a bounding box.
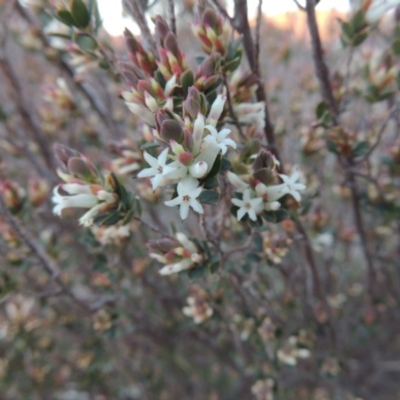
[97,0,351,37]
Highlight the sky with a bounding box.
[97,0,351,37]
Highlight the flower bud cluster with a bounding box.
[192,8,242,73]
[148,233,204,275]
[137,90,236,220]
[229,151,306,224]
[182,285,213,324]
[51,144,134,227]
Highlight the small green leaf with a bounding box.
[326,140,338,154]
[203,176,219,189]
[220,158,232,173]
[56,10,76,27]
[316,101,328,120]
[352,141,369,158]
[263,209,289,223]
[248,215,264,228]
[352,32,368,47]
[253,232,263,252]
[94,211,123,226]
[207,154,222,178]
[74,33,98,52]
[351,10,365,32]
[70,0,91,29]
[187,265,207,279]
[393,39,400,55]
[180,69,194,94]
[199,190,220,205]
[141,141,160,150]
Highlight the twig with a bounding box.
[304,0,377,293]
[0,0,16,47]
[254,0,263,77]
[222,72,245,139]
[0,54,55,170]
[359,104,398,163]
[233,0,278,161]
[0,194,114,312]
[305,0,339,124]
[167,0,177,37]
[210,0,234,24]
[293,0,306,11]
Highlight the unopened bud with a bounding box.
[189,161,208,178]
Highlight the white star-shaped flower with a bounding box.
[278,166,306,202]
[164,176,204,219]
[203,125,236,155]
[231,189,263,221]
[255,182,287,210]
[137,148,169,190]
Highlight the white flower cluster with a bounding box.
[149,233,203,275]
[136,94,237,220]
[228,166,306,222]
[52,183,118,227]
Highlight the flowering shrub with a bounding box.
[1,0,400,399]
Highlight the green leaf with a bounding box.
[392,39,400,55]
[94,211,123,226]
[263,209,289,223]
[352,141,369,158]
[352,32,368,47]
[56,10,76,27]
[207,154,222,178]
[253,232,263,252]
[203,176,219,189]
[74,33,98,52]
[220,157,232,173]
[141,141,160,150]
[248,215,264,228]
[70,0,91,29]
[316,101,328,120]
[187,265,207,279]
[351,10,365,32]
[180,69,194,94]
[340,21,354,40]
[246,252,261,262]
[326,140,338,154]
[199,190,220,205]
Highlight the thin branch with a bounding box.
[223,72,245,139]
[210,0,233,24]
[167,0,177,37]
[305,0,377,293]
[233,0,278,160]
[254,0,263,77]
[0,194,114,312]
[293,0,306,11]
[0,54,55,171]
[305,0,339,124]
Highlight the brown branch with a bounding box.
[210,0,233,24]
[305,0,377,293]
[233,0,278,159]
[254,0,263,77]
[0,53,55,171]
[305,0,339,124]
[222,72,245,139]
[0,193,115,312]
